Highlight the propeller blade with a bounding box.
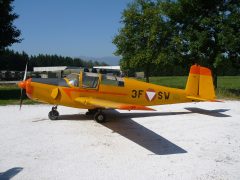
[19,89,23,110]
[19,62,28,110]
[23,62,28,81]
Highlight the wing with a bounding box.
[75,97,155,111]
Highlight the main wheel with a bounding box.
[94,112,106,123]
[48,110,59,120]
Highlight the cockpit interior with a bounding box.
[65,72,124,89]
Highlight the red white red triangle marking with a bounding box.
[145,89,156,101]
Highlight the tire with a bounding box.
[48,110,59,120]
[94,112,106,123]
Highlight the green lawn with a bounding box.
[147,76,187,89]
[0,84,37,105]
[138,76,240,99]
[216,76,240,99]
[0,76,239,105]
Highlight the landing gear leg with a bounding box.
[85,109,98,116]
[94,109,106,123]
[48,105,59,120]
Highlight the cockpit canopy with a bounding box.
[65,72,124,88]
[101,74,124,87]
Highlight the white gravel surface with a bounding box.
[0,101,240,180]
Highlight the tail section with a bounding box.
[185,65,216,101]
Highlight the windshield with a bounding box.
[66,73,79,87]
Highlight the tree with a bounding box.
[163,0,240,88]
[0,49,28,70]
[0,0,21,50]
[113,0,171,82]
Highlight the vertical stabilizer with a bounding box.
[185,65,216,100]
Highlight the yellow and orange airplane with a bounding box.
[18,64,216,123]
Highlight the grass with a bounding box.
[0,76,239,105]
[147,76,187,89]
[0,84,38,105]
[216,76,240,99]
[138,76,240,100]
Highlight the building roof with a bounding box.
[33,66,81,72]
[93,66,120,70]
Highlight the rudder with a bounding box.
[185,65,216,100]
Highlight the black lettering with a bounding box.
[138,90,143,98]
[158,91,163,99]
[132,90,137,98]
[164,92,170,100]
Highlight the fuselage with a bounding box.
[22,72,192,109]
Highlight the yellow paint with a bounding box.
[51,88,59,99]
[24,65,216,110]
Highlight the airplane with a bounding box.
[18,64,217,123]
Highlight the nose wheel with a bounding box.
[48,106,59,120]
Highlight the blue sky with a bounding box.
[11,0,132,58]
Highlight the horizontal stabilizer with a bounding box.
[187,96,222,102]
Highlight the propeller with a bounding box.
[19,62,28,110]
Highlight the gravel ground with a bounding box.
[0,101,240,180]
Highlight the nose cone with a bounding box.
[18,78,33,98]
[18,81,26,89]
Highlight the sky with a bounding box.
[10,0,132,58]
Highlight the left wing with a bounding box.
[75,97,155,111]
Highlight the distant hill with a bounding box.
[79,56,120,66]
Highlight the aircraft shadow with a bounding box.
[58,114,93,121]
[0,167,23,180]
[185,108,231,117]
[56,111,188,155]
[101,110,187,155]
[32,114,93,122]
[55,107,230,155]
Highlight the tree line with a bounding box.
[1,48,238,76]
[0,49,108,71]
[126,61,240,77]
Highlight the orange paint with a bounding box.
[62,88,128,98]
[200,67,212,76]
[18,78,33,99]
[190,65,211,76]
[18,81,26,89]
[26,78,33,98]
[119,105,154,111]
[190,64,200,74]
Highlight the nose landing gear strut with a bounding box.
[48,106,59,120]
